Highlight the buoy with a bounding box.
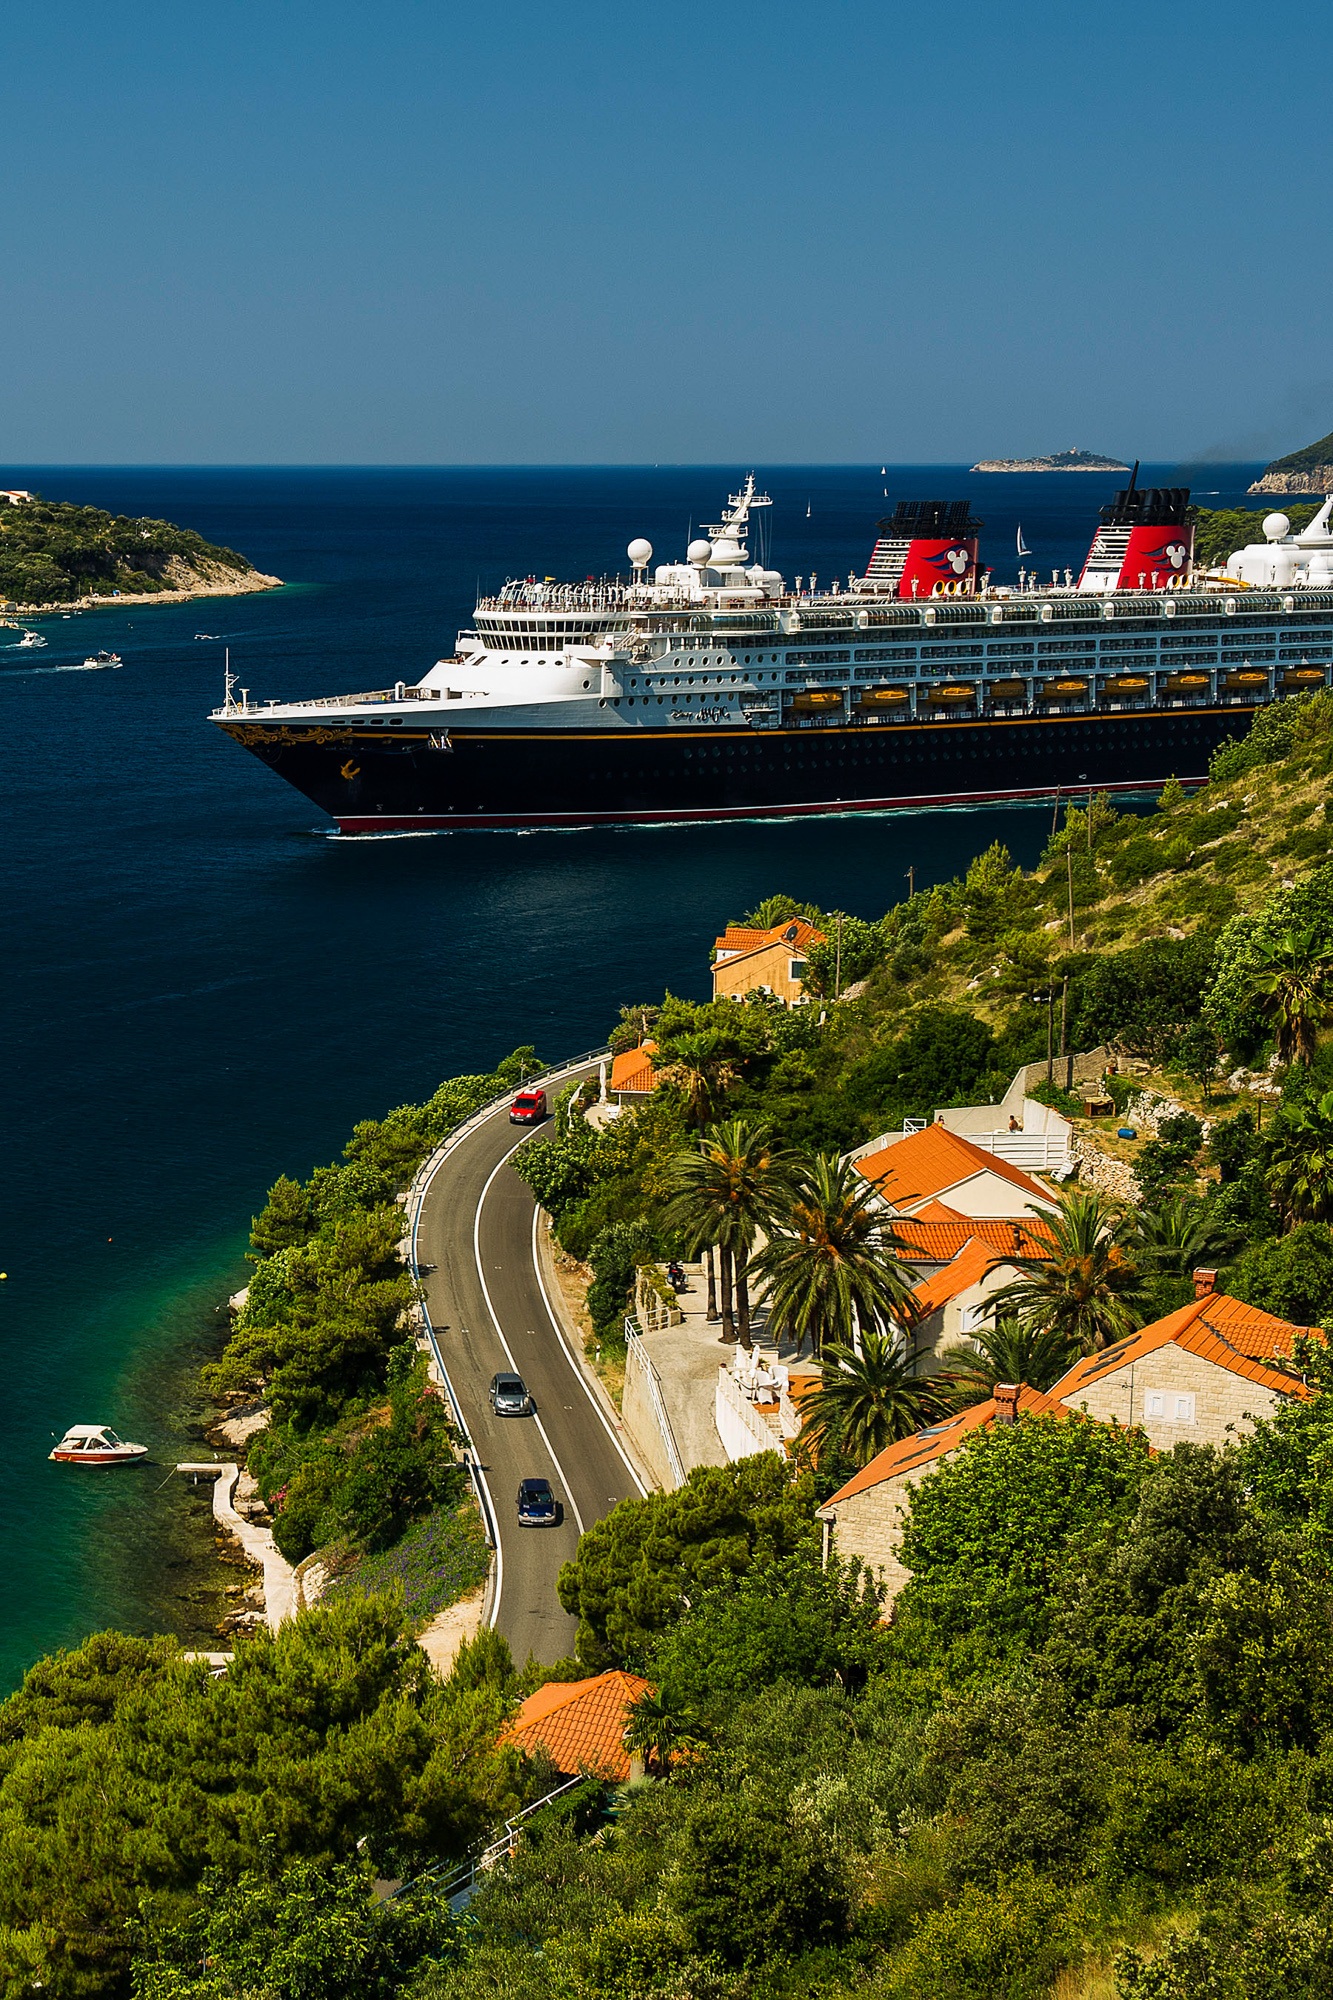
[107,1237,113,1243]
[0,1273,7,1280]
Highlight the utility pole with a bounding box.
[906,865,915,899]
[1061,973,1071,1092]
[1066,844,1076,948]
[834,913,843,1000]
[1033,987,1055,1088]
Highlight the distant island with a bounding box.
[1249,428,1333,496]
[970,447,1131,473]
[0,491,281,611]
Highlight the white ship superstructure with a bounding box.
[213,475,1333,833]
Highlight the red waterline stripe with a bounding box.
[335,772,1208,834]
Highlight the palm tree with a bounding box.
[655,1031,742,1130]
[752,1152,917,1359]
[939,1314,1081,1409]
[796,1326,955,1467]
[1251,928,1333,1067]
[1268,1091,1333,1225]
[623,1685,705,1775]
[663,1120,794,1347]
[1126,1195,1237,1281]
[988,1188,1146,1355]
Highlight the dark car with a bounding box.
[509,1088,548,1124]
[516,1477,558,1526]
[489,1371,532,1416]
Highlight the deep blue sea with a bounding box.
[0,461,1266,1687]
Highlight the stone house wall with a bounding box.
[824,1469,926,1604]
[1060,1340,1289,1450]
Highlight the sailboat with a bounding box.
[1016,524,1032,557]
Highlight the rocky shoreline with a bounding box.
[7,556,282,616]
[1247,468,1333,496]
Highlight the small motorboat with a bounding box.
[194,632,220,641]
[50,1424,148,1466]
[83,651,122,667]
[16,630,46,648]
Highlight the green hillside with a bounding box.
[1262,427,1333,475]
[1192,501,1319,567]
[0,494,260,606]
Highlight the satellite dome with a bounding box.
[710,537,742,565]
[687,538,713,566]
[627,538,652,567]
[1263,512,1290,542]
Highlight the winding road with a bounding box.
[412,1081,647,1664]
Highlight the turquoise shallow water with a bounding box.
[0,463,1262,1689]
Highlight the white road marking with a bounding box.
[474,1135,587,1536]
[529,1202,649,1497]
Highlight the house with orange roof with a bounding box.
[501,1669,652,1782]
[712,917,825,1007]
[609,1040,657,1101]
[817,1383,1066,1601]
[819,1275,1315,1604]
[905,1234,1036,1371]
[1047,1272,1313,1451]
[853,1122,1060,1222]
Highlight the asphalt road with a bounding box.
[413,1090,645,1665]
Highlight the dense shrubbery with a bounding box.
[210,1048,538,1561]
[0,495,255,604]
[0,1599,523,1997]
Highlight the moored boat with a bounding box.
[50,1424,148,1466]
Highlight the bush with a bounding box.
[557,1454,816,1666]
[1226,1223,1333,1327]
[667,1793,848,1966]
[879,1872,1078,2000]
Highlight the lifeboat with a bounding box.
[1162,672,1212,694]
[1040,678,1089,701]
[926,683,976,705]
[788,688,843,715]
[987,678,1028,700]
[855,685,910,710]
[49,1424,149,1467]
[1224,668,1269,690]
[1103,674,1150,696]
[1281,667,1326,689]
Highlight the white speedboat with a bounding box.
[50,1424,148,1466]
[16,630,46,648]
[83,651,122,667]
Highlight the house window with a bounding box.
[1144,1390,1195,1423]
[789,960,806,980]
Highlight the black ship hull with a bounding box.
[220,704,1256,833]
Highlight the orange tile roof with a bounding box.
[905,1199,974,1225]
[820,1383,1066,1507]
[609,1041,657,1093]
[1051,1294,1313,1407]
[896,1215,1052,1265]
[713,917,826,957]
[856,1124,1054,1212]
[910,1237,1011,1315]
[502,1670,652,1780]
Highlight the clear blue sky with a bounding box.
[2,0,1329,464]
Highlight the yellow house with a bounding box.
[712,917,825,1006]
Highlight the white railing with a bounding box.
[402,1775,588,1910]
[954,1130,1071,1170]
[623,1319,686,1488]
[715,1365,783,1462]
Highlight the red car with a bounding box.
[509,1088,548,1124]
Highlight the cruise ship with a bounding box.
[212,477,1333,833]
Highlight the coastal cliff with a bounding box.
[0,492,281,609]
[1249,427,1333,495]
